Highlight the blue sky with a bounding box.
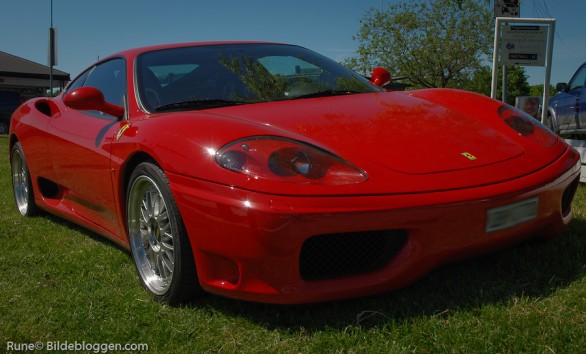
[1,0,585,87]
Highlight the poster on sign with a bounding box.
[500,24,548,66]
[494,0,520,18]
[515,96,542,120]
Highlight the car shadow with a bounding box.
[38,211,129,251]
[33,199,586,332]
[197,217,586,331]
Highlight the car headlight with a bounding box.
[215,136,368,185]
[498,105,558,147]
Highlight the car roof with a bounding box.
[104,41,283,61]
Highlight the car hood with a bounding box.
[210,91,524,175]
[145,89,572,194]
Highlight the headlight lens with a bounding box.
[498,105,558,147]
[215,136,368,185]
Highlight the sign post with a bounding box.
[491,17,556,124]
[48,0,57,96]
[494,0,520,103]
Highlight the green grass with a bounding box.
[1,134,585,353]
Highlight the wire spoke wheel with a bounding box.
[11,142,37,217]
[126,162,200,304]
[128,175,176,295]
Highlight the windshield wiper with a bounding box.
[155,99,248,112]
[292,89,361,100]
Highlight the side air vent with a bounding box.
[35,100,61,118]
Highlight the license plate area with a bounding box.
[485,197,539,233]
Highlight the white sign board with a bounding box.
[491,18,556,125]
[494,0,520,18]
[499,24,548,66]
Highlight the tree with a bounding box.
[345,0,493,89]
[465,65,530,105]
[529,83,556,98]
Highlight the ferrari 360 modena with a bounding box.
[9,42,581,304]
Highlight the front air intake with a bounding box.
[562,176,580,217]
[299,230,408,281]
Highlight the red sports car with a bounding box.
[9,42,581,304]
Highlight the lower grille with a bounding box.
[299,230,408,281]
[562,176,580,217]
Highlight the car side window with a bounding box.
[83,58,127,107]
[568,65,586,91]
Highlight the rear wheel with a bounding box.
[11,142,38,217]
[126,162,201,304]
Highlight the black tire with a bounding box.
[126,162,202,304]
[11,142,38,217]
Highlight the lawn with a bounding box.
[1,134,585,353]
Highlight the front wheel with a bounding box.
[126,162,201,304]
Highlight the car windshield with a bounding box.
[136,43,382,112]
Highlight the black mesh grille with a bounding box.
[562,176,580,217]
[299,230,408,281]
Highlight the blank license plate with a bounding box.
[485,197,539,233]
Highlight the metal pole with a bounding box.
[541,20,555,124]
[502,65,507,103]
[490,19,500,99]
[49,0,53,96]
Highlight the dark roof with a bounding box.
[0,51,70,81]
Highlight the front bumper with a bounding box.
[168,149,581,304]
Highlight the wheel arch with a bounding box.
[116,149,194,236]
[8,134,19,160]
[116,151,160,233]
[120,151,202,303]
[546,106,560,133]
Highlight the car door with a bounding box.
[555,64,586,133]
[47,58,126,237]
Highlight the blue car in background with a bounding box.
[548,62,586,183]
[548,62,586,136]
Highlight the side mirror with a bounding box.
[63,86,125,119]
[555,82,568,93]
[370,67,392,87]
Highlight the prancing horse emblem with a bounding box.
[116,123,131,141]
[461,152,477,161]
